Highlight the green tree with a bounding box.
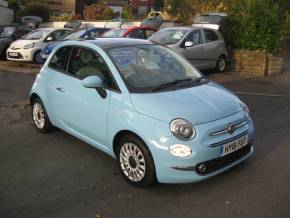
[153,0,164,11]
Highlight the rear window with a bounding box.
[193,15,223,24]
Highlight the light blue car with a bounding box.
[30,38,254,187]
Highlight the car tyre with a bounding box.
[116,135,156,187]
[216,55,227,73]
[31,98,53,133]
[33,50,43,64]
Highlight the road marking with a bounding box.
[234,91,290,98]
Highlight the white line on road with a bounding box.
[234,91,290,98]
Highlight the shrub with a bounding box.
[121,4,134,19]
[83,3,115,21]
[227,0,284,54]
[19,4,50,22]
[285,12,290,35]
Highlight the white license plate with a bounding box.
[9,52,18,57]
[221,135,248,156]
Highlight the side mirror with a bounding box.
[184,41,194,47]
[46,36,53,42]
[82,75,104,88]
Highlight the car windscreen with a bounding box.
[107,45,204,93]
[0,26,16,38]
[24,29,50,40]
[193,15,223,24]
[102,29,127,37]
[149,29,188,45]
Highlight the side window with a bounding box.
[67,47,116,90]
[204,30,218,42]
[84,30,101,39]
[48,47,71,71]
[48,30,66,41]
[145,29,155,38]
[129,29,145,39]
[184,30,202,45]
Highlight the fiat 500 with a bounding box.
[30,38,254,187]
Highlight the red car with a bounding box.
[102,26,157,39]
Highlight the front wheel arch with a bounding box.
[30,93,40,105]
[113,130,147,157]
[114,131,157,187]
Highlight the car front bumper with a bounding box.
[148,110,254,183]
[6,47,38,62]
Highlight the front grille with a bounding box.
[197,143,252,175]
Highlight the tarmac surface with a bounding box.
[0,66,290,218]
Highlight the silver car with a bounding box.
[149,27,228,72]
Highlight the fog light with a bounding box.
[197,164,207,173]
[169,144,192,157]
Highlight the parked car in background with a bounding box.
[140,18,163,29]
[0,25,31,60]
[192,13,228,30]
[20,16,42,29]
[7,28,71,64]
[30,38,254,187]
[102,26,156,39]
[104,18,126,28]
[41,27,110,61]
[149,27,228,72]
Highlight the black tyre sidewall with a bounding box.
[33,51,42,64]
[216,56,227,73]
[116,135,157,187]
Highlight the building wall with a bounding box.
[0,0,13,25]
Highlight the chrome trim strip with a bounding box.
[171,166,196,171]
[209,121,247,136]
[209,130,249,147]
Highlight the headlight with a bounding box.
[23,43,35,49]
[240,102,250,114]
[170,119,195,140]
[169,144,192,157]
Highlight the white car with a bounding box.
[7,28,71,64]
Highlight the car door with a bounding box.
[47,46,117,151]
[201,29,222,69]
[178,30,208,69]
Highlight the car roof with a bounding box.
[87,38,154,49]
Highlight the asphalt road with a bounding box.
[0,70,290,218]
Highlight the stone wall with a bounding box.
[232,50,283,77]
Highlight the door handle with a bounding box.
[56,87,65,92]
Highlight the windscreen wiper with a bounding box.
[152,78,193,92]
